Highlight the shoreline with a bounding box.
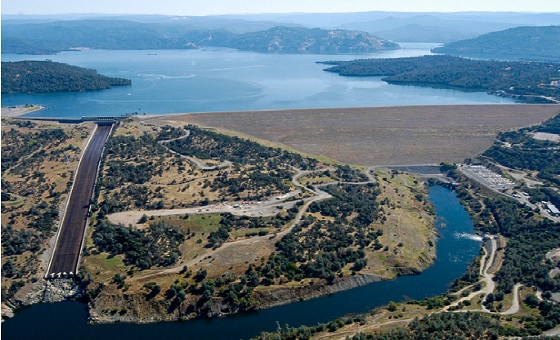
[137,103,560,120]
[1,104,45,118]
[5,103,557,122]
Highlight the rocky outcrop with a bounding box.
[89,293,177,324]
[253,274,383,309]
[15,278,82,305]
[2,278,83,321]
[86,274,384,324]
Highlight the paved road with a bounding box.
[46,125,112,277]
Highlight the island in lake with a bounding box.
[2,11,560,339]
[1,60,131,93]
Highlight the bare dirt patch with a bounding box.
[1,105,44,118]
[533,132,560,142]
[157,105,559,166]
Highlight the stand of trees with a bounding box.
[481,198,560,296]
[256,312,504,339]
[322,55,560,103]
[253,183,382,284]
[207,212,294,248]
[168,125,318,170]
[95,131,169,215]
[92,220,185,270]
[209,169,291,201]
[1,123,87,300]
[483,115,560,186]
[1,61,131,93]
[2,127,68,172]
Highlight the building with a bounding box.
[546,203,560,216]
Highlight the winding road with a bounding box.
[158,128,232,171]
[132,152,382,280]
[135,166,338,280]
[443,235,525,317]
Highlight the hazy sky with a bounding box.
[3,0,560,16]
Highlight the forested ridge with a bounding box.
[322,55,560,103]
[2,19,398,55]
[1,60,131,93]
[432,26,560,62]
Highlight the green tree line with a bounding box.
[1,60,131,93]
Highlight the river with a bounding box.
[2,185,481,340]
[2,43,514,119]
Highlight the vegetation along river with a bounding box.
[3,185,481,340]
[2,43,514,119]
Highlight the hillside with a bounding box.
[254,114,560,339]
[339,14,517,43]
[1,19,398,55]
[432,26,560,61]
[1,60,131,93]
[322,55,560,103]
[226,26,398,53]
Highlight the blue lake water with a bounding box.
[2,186,481,340]
[3,45,485,338]
[2,43,514,118]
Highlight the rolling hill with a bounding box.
[2,19,398,55]
[432,26,560,61]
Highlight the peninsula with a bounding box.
[1,60,131,93]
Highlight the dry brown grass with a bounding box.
[159,105,559,166]
[366,169,435,278]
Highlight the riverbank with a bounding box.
[87,273,387,324]
[86,165,436,324]
[67,119,438,325]
[2,185,480,339]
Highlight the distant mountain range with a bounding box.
[4,12,559,48]
[219,11,560,43]
[1,19,398,55]
[338,15,516,43]
[3,12,558,58]
[432,26,560,61]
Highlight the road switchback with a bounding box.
[46,124,112,278]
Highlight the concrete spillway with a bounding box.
[46,124,112,279]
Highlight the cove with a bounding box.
[2,185,481,340]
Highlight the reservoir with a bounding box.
[2,44,514,119]
[2,185,481,340]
